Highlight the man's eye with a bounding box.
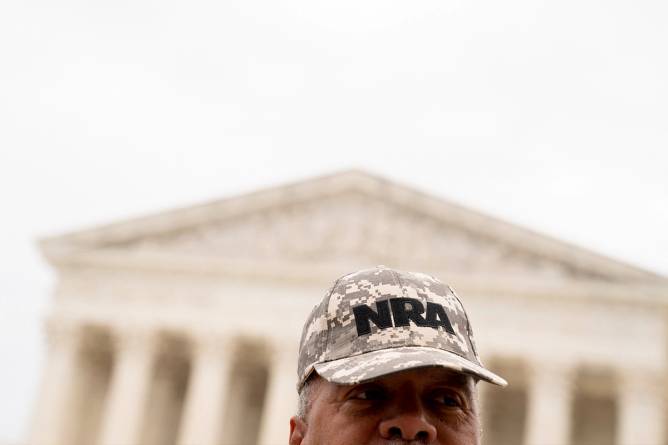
[352,387,386,401]
[432,392,463,408]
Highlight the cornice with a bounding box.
[39,170,667,292]
[47,248,668,308]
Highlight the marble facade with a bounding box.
[29,171,668,445]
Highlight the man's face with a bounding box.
[289,367,480,445]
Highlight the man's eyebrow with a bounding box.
[342,380,386,393]
[334,381,370,401]
[428,373,476,395]
[428,370,470,384]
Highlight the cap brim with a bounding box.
[314,346,507,387]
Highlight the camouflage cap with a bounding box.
[297,266,507,391]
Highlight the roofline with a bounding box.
[40,169,667,284]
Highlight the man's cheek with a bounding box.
[440,413,480,445]
[317,417,376,445]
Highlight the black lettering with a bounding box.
[353,300,392,336]
[425,302,455,334]
[390,298,428,327]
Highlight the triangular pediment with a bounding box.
[41,170,665,286]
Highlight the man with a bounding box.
[289,266,507,445]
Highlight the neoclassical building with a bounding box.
[30,171,667,445]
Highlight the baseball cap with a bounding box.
[297,266,507,390]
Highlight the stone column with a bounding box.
[29,319,82,445]
[97,327,158,445]
[177,334,232,445]
[524,362,574,445]
[616,371,665,445]
[257,341,298,445]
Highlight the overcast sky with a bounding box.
[1,0,667,442]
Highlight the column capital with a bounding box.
[616,368,666,445]
[177,333,233,445]
[44,318,83,351]
[30,318,82,445]
[524,360,574,445]
[110,324,160,357]
[257,337,299,445]
[263,337,298,366]
[527,360,575,389]
[188,332,233,358]
[617,367,665,392]
[98,325,158,445]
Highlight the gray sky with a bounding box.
[1,0,667,441]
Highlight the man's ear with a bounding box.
[289,416,307,445]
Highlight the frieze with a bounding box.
[108,193,603,282]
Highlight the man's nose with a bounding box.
[378,407,437,443]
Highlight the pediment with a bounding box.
[104,192,591,282]
[41,171,665,285]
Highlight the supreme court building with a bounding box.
[29,170,668,445]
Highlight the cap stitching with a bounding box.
[323,276,343,360]
[298,275,344,391]
[389,268,409,298]
[447,285,480,362]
